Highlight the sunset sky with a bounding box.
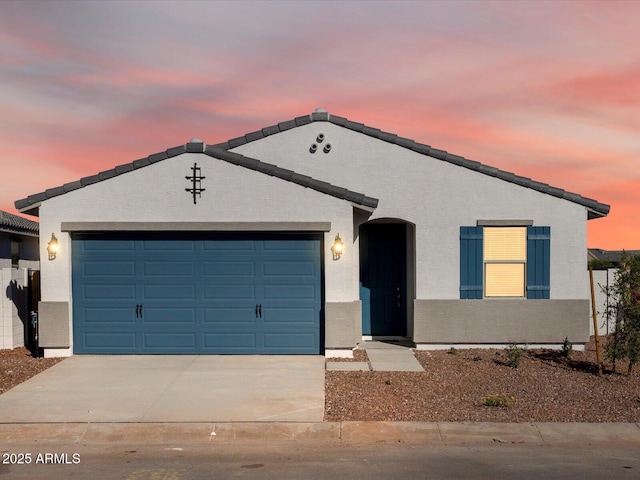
[1,0,638,249]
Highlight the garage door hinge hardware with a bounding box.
[255,304,262,318]
[185,162,206,204]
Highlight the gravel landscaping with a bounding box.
[326,338,640,423]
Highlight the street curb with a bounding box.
[2,422,640,445]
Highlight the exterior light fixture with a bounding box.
[47,233,58,260]
[331,233,344,260]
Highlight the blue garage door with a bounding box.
[72,233,322,354]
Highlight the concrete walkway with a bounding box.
[0,355,325,423]
[327,341,424,372]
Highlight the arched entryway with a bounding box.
[359,220,415,337]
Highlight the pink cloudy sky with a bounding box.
[1,0,638,249]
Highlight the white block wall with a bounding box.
[0,268,28,349]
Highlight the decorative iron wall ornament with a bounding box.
[185,163,206,204]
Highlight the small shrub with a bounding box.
[504,343,525,368]
[447,347,458,356]
[561,336,573,358]
[385,379,392,385]
[483,393,515,407]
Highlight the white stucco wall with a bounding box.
[232,122,590,300]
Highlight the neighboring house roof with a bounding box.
[588,248,640,265]
[15,109,610,218]
[0,209,39,236]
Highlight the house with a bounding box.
[0,210,39,350]
[14,109,610,357]
[588,248,640,267]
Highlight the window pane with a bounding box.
[484,227,526,261]
[485,263,525,297]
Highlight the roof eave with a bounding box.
[587,207,609,220]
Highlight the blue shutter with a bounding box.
[527,226,550,299]
[460,226,483,299]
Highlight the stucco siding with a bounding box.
[414,299,590,344]
[325,301,362,349]
[233,122,589,301]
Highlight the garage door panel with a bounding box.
[262,307,317,324]
[142,307,196,323]
[142,240,196,252]
[143,261,195,276]
[203,333,257,350]
[143,284,196,299]
[143,333,196,350]
[83,307,136,323]
[203,261,255,276]
[83,240,135,252]
[263,284,317,300]
[203,307,256,323]
[263,240,317,252]
[83,284,137,300]
[263,333,317,349]
[203,240,256,252]
[83,332,137,350]
[84,261,136,276]
[204,284,256,300]
[263,260,315,276]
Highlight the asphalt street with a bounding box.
[1,442,639,480]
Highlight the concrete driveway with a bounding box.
[0,355,325,423]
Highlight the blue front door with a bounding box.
[72,233,322,354]
[360,224,407,336]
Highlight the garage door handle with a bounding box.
[258,304,262,318]
[136,304,143,318]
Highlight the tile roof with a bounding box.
[15,109,610,218]
[213,110,610,219]
[588,248,640,265]
[0,210,39,236]
[15,141,379,214]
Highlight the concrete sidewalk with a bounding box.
[2,422,639,446]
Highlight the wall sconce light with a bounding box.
[331,233,344,260]
[47,233,58,260]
